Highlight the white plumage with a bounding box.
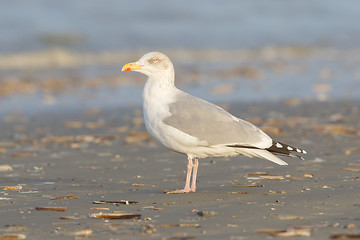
[122,52,306,193]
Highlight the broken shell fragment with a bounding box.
[197,211,218,217]
[35,206,68,211]
[93,200,138,205]
[89,212,141,219]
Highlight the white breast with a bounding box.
[142,79,207,157]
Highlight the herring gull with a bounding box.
[122,52,306,193]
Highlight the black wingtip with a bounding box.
[267,140,307,159]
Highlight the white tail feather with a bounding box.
[238,149,288,166]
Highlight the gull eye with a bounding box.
[151,57,158,63]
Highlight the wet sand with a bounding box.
[0,99,359,239]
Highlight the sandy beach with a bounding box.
[0,99,359,239]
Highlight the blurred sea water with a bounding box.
[1,0,360,52]
[0,0,360,115]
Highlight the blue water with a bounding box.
[1,1,360,52]
[0,1,360,116]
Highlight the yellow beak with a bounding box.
[122,62,144,72]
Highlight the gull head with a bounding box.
[122,52,174,79]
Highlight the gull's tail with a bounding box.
[227,140,307,165]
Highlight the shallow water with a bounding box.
[0,1,360,115]
[1,1,360,52]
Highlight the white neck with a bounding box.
[147,68,175,89]
[143,68,178,108]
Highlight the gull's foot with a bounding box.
[163,188,195,194]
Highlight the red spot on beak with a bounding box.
[124,67,131,71]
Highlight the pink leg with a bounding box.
[182,157,193,193]
[190,158,199,192]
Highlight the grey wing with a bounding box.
[163,92,272,148]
